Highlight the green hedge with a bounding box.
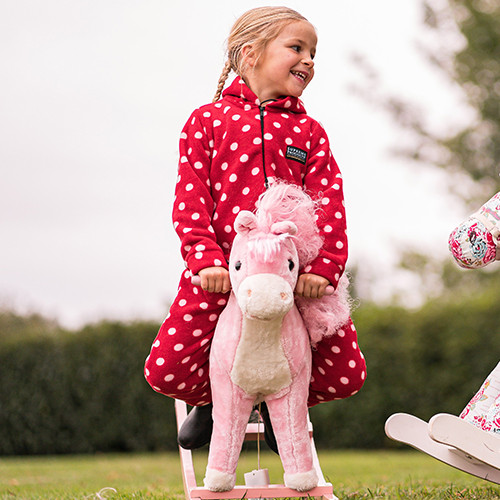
[1,286,500,454]
[0,318,176,455]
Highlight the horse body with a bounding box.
[204,209,318,492]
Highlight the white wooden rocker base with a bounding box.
[175,399,338,500]
[429,413,500,470]
[385,412,500,484]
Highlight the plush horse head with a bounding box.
[203,182,351,493]
[230,210,298,322]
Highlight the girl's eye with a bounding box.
[235,261,242,271]
[291,45,300,53]
[288,260,295,271]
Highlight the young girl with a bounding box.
[144,6,366,451]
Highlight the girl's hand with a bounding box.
[295,273,330,299]
[198,266,231,294]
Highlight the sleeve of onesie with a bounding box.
[172,109,228,276]
[301,120,348,289]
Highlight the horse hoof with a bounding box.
[204,468,236,492]
[284,469,319,492]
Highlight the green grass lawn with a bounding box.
[1,449,499,499]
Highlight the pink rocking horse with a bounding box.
[202,183,351,492]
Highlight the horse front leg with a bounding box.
[204,371,254,492]
[266,379,318,491]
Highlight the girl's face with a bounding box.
[243,20,317,102]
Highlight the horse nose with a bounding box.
[237,274,294,320]
[246,289,288,300]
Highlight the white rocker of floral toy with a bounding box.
[385,413,500,483]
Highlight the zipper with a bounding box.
[258,99,276,191]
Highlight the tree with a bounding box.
[422,0,500,199]
[355,0,500,205]
[353,0,500,301]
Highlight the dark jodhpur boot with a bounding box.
[178,401,278,454]
[177,403,213,449]
[259,402,279,455]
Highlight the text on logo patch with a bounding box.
[285,146,308,165]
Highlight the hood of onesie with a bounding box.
[222,77,307,115]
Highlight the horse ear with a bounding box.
[234,211,257,234]
[271,221,298,236]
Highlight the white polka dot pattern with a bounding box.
[145,286,366,406]
[142,77,360,407]
[171,77,347,287]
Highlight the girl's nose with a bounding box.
[303,57,314,69]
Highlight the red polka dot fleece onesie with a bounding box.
[145,77,366,407]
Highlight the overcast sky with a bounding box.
[1,0,472,327]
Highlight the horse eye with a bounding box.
[288,260,295,271]
[235,261,242,271]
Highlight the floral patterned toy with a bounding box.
[448,191,500,268]
[385,191,500,483]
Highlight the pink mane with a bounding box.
[254,182,323,267]
[248,232,293,262]
[252,182,352,347]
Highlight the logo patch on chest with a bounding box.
[285,146,308,165]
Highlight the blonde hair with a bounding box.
[212,6,310,102]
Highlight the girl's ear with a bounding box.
[241,43,258,68]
